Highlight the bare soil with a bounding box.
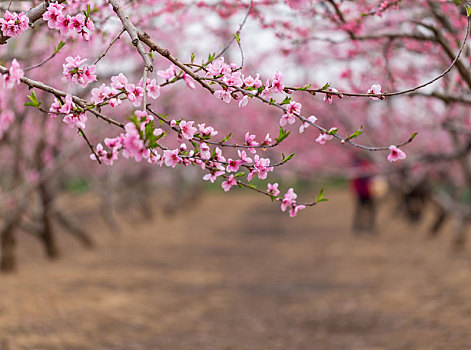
[1,190,471,350]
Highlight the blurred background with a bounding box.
[2,1,471,349]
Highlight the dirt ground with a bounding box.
[1,189,471,350]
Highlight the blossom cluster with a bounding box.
[0,11,29,38]
[49,95,88,129]
[43,2,94,41]
[91,73,160,108]
[63,56,97,88]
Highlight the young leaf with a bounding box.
[54,41,66,54]
[280,96,291,105]
[276,127,291,144]
[233,32,240,44]
[282,153,295,163]
[327,128,338,135]
[221,133,232,142]
[346,126,363,140]
[24,90,41,108]
[408,132,418,142]
[321,82,331,90]
[316,188,328,203]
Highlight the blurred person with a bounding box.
[351,155,376,235]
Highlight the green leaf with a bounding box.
[234,172,245,178]
[276,127,291,144]
[298,84,311,91]
[207,52,216,63]
[282,152,295,163]
[316,188,328,203]
[54,41,66,54]
[221,133,232,142]
[280,96,291,105]
[408,132,418,142]
[233,32,240,44]
[466,4,471,17]
[321,82,331,90]
[346,126,363,140]
[190,52,195,64]
[326,128,338,135]
[24,90,41,108]
[269,98,276,105]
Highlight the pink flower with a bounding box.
[323,87,339,104]
[109,98,122,108]
[56,15,72,34]
[111,73,128,90]
[253,155,273,180]
[63,56,96,87]
[223,71,244,87]
[262,134,273,145]
[237,150,252,163]
[272,71,285,93]
[48,98,61,118]
[214,89,232,103]
[179,120,197,140]
[3,59,23,89]
[289,204,305,217]
[63,112,87,129]
[153,128,164,137]
[183,73,196,89]
[90,143,107,162]
[226,158,243,172]
[157,65,176,80]
[198,123,218,137]
[315,132,334,145]
[91,84,113,104]
[244,74,262,88]
[222,175,237,192]
[287,101,301,115]
[163,149,182,168]
[200,142,211,159]
[59,95,76,114]
[281,188,297,212]
[299,115,318,133]
[206,57,231,77]
[146,79,161,99]
[245,132,259,154]
[121,122,149,162]
[238,95,249,108]
[0,11,29,38]
[267,183,280,197]
[43,3,64,29]
[280,113,296,126]
[213,147,226,163]
[387,145,406,162]
[203,170,224,183]
[69,14,85,34]
[367,84,382,100]
[104,137,122,150]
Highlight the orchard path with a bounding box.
[1,190,471,350]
